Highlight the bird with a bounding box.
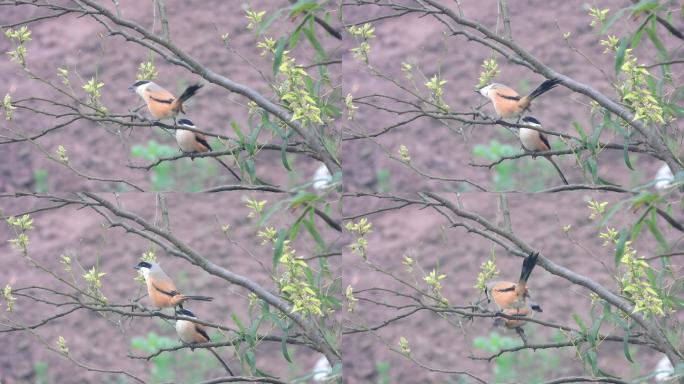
[478,78,562,119]
[133,261,213,309]
[518,116,569,185]
[311,355,333,382]
[128,80,203,120]
[654,162,674,190]
[486,252,542,329]
[175,119,241,181]
[312,162,333,192]
[175,308,234,376]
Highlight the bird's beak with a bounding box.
[128,85,135,92]
[133,264,141,270]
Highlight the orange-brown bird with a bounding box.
[519,116,568,185]
[134,261,213,309]
[478,79,561,119]
[175,119,241,181]
[486,252,542,328]
[129,80,203,120]
[175,308,233,375]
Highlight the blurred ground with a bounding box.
[343,192,682,383]
[342,0,678,192]
[0,0,341,192]
[0,192,342,383]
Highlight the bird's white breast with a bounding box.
[479,84,494,97]
[135,83,151,99]
[175,319,197,343]
[519,128,543,151]
[176,129,197,153]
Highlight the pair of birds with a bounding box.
[134,261,234,375]
[478,78,569,185]
[485,252,542,331]
[128,80,240,181]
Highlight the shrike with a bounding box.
[129,80,203,120]
[478,79,561,119]
[134,261,213,309]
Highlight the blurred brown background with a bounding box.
[342,0,674,192]
[343,192,681,383]
[0,192,342,383]
[0,0,339,192]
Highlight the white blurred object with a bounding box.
[312,163,333,191]
[312,355,332,382]
[655,163,674,190]
[655,355,674,382]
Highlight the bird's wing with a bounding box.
[495,87,521,101]
[145,85,175,104]
[538,132,551,151]
[194,324,211,342]
[194,133,212,152]
[151,281,179,297]
[149,270,179,297]
[487,281,518,309]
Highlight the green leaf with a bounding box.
[615,229,629,266]
[303,20,326,60]
[289,21,304,48]
[272,37,288,76]
[232,314,246,334]
[646,209,669,250]
[289,0,319,18]
[303,211,326,250]
[586,349,599,373]
[589,117,605,152]
[290,191,320,207]
[245,158,256,181]
[588,314,605,347]
[622,139,634,170]
[246,350,256,371]
[614,37,629,74]
[631,21,647,48]
[281,335,293,363]
[630,0,660,15]
[273,228,287,269]
[231,121,245,142]
[280,142,292,171]
[572,121,587,142]
[573,314,588,334]
[587,157,598,181]
[646,19,668,58]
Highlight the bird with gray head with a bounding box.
[128,80,203,120]
[134,261,213,309]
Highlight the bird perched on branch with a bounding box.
[486,252,542,329]
[129,80,203,120]
[518,116,568,185]
[134,261,213,309]
[175,308,234,376]
[175,119,241,181]
[478,79,562,119]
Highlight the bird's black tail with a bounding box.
[518,252,539,284]
[178,83,203,103]
[215,158,241,181]
[544,156,569,185]
[209,347,234,376]
[528,79,561,101]
[184,295,214,302]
